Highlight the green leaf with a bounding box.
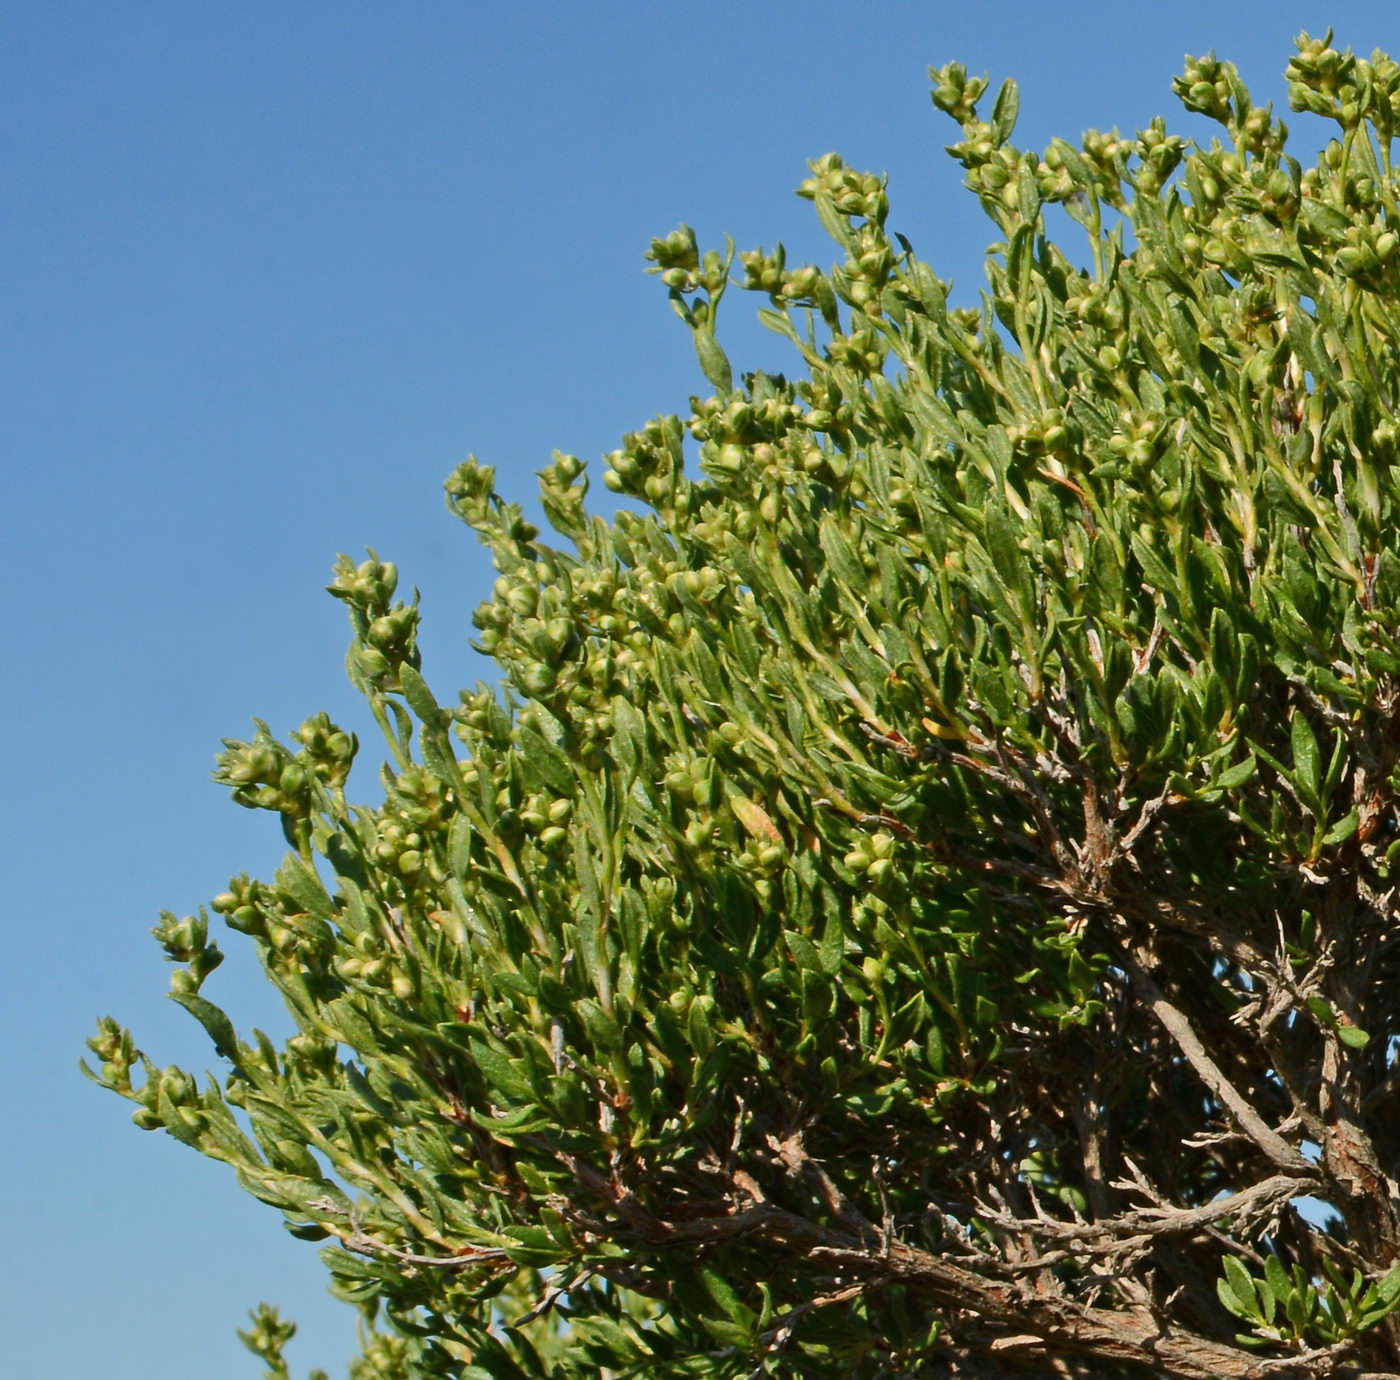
[1211,753,1257,792]
[1290,712,1322,805]
[398,662,442,725]
[1337,1023,1371,1049]
[990,78,1020,144]
[694,326,733,393]
[170,992,239,1061]
[470,1041,535,1103]
[1219,1256,1263,1322]
[785,930,823,973]
[1321,808,1359,846]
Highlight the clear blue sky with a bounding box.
[5,3,1396,1376]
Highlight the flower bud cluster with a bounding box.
[132,1064,205,1135]
[1107,412,1169,470]
[392,763,455,832]
[370,812,436,886]
[732,835,786,879]
[328,552,423,690]
[454,686,507,739]
[86,1016,138,1093]
[774,263,831,310]
[1132,118,1187,196]
[1231,163,1302,227]
[826,326,886,376]
[664,754,722,809]
[646,225,730,297]
[1286,31,1379,131]
[1173,53,1239,124]
[798,371,855,444]
[796,153,889,228]
[739,243,786,296]
[474,588,581,699]
[445,460,539,562]
[690,381,803,449]
[1334,220,1400,289]
[334,923,398,986]
[443,457,497,528]
[843,830,897,885]
[289,711,358,790]
[1078,130,1128,206]
[215,724,316,819]
[152,909,224,993]
[517,790,573,854]
[603,413,686,505]
[1006,407,1074,461]
[834,224,896,314]
[929,62,990,125]
[210,873,270,936]
[238,1306,297,1372]
[536,450,588,540]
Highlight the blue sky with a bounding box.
[6,3,1397,1376]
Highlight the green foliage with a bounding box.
[90,32,1400,1379]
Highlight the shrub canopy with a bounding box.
[91,32,1400,1380]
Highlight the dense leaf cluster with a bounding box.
[92,33,1400,1379]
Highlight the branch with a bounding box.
[1122,951,1315,1174]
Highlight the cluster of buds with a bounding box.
[837,224,895,314]
[732,835,786,880]
[943,120,1002,172]
[777,263,835,313]
[215,723,315,820]
[1206,281,1280,350]
[665,564,725,608]
[1174,53,1287,159]
[517,790,573,854]
[1078,130,1127,206]
[1006,407,1073,461]
[327,552,422,690]
[1286,31,1366,129]
[1230,162,1302,228]
[1132,118,1187,197]
[151,909,224,994]
[536,450,588,541]
[445,460,540,564]
[1173,53,1240,124]
[602,413,687,504]
[334,925,407,993]
[690,382,803,448]
[454,686,508,740]
[327,551,398,615]
[443,457,496,528]
[645,225,728,297]
[929,61,990,126]
[1335,219,1400,290]
[1067,280,1126,336]
[86,1016,138,1093]
[370,810,437,884]
[826,326,886,376]
[843,830,897,885]
[739,243,786,296]
[132,1064,204,1135]
[289,710,357,791]
[798,370,855,442]
[472,560,590,701]
[210,873,270,937]
[238,1306,298,1373]
[283,1029,339,1079]
[663,754,722,810]
[1106,412,1169,471]
[391,763,455,832]
[797,153,889,228]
